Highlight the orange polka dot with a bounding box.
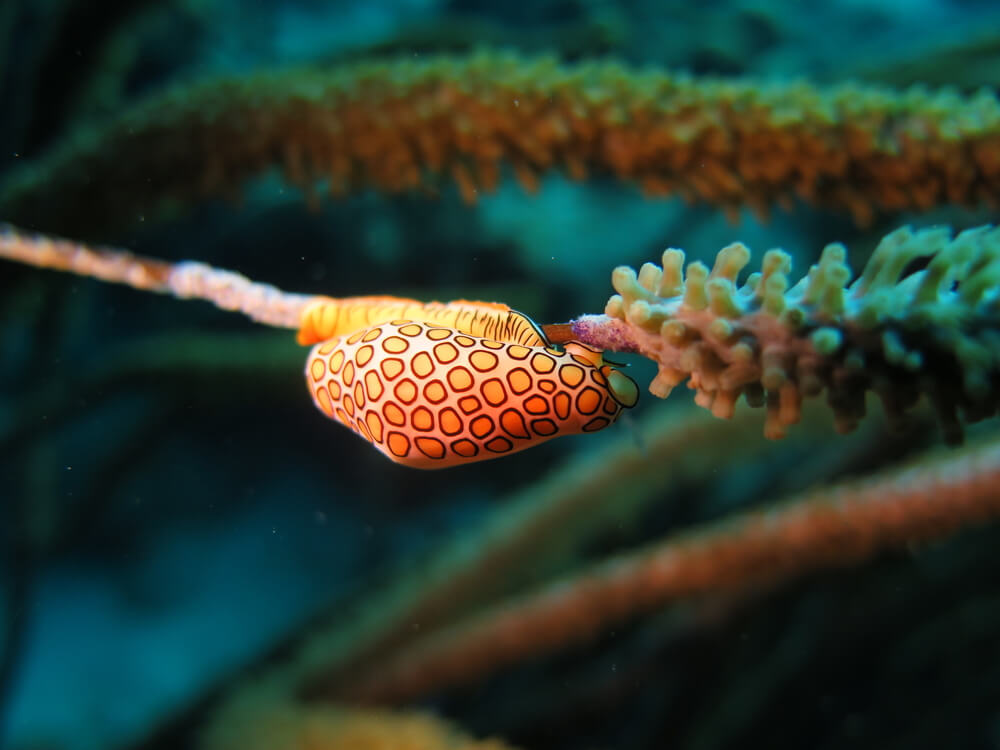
[309,358,326,382]
[447,366,474,392]
[318,338,340,355]
[426,328,451,340]
[389,319,409,326]
[451,438,478,458]
[342,361,355,387]
[458,396,482,414]
[362,327,383,342]
[354,381,366,409]
[538,379,556,393]
[559,364,585,388]
[394,379,417,404]
[327,379,341,400]
[590,369,608,387]
[576,387,602,415]
[355,345,374,367]
[366,411,384,443]
[454,335,475,347]
[399,323,423,337]
[470,415,495,438]
[480,378,507,406]
[411,406,434,432]
[365,371,384,400]
[383,401,406,426]
[482,340,504,350]
[531,418,558,436]
[415,437,446,459]
[347,329,366,345]
[554,392,571,420]
[500,409,529,439]
[507,345,531,360]
[470,350,499,372]
[584,416,610,432]
[387,432,410,457]
[383,336,409,354]
[571,354,594,368]
[411,351,435,378]
[424,380,447,404]
[433,342,458,364]
[329,350,345,374]
[335,407,350,425]
[381,358,404,380]
[439,407,463,435]
[343,394,355,417]
[315,386,333,417]
[530,353,556,374]
[524,395,549,415]
[506,367,532,394]
[485,436,513,453]
[603,396,619,415]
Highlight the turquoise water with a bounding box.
[2,2,1000,749]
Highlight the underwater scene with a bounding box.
[2,0,1000,748]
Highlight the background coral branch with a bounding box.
[337,430,1000,704]
[3,53,1000,236]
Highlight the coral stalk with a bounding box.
[0,224,312,328]
[340,432,1000,704]
[3,53,1000,233]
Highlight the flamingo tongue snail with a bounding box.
[300,298,639,469]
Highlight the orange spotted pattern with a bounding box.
[305,321,638,469]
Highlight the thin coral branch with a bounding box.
[569,224,1000,443]
[0,224,313,328]
[338,432,1000,704]
[3,53,999,234]
[293,404,771,700]
[295,395,915,703]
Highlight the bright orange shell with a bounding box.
[305,320,636,468]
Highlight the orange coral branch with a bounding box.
[339,433,1000,704]
[4,54,999,233]
[294,404,783,700]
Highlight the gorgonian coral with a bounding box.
[2,53,999,234]
[568,224,1000,442]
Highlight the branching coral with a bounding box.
[6,222,1000,448]
[565,224,1000,442]
[334,429,1000,704]
[2,52,1000,234]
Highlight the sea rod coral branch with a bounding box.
[563,224,1000,443]
[296,402,818,702]
[341,433,1000,705]
[3,53,1000,233]
[0,224,313,328]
